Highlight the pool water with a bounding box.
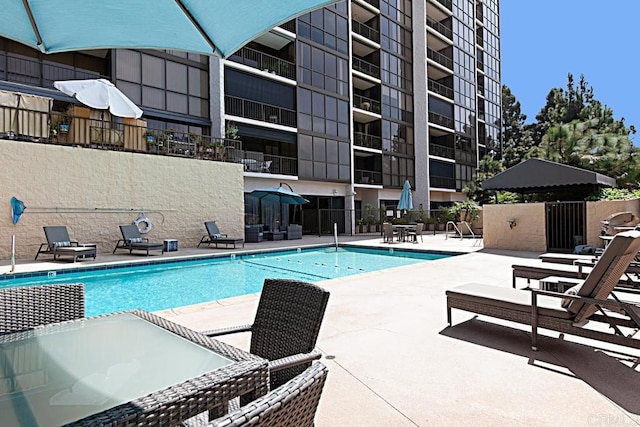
[3,247,452,316]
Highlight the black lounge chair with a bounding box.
[198,221,244,249]
[35,226,96,262]
[113,224,164,256]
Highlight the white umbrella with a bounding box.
[53,79,143,118]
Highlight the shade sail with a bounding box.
[397,180,413,211]
[482,158,617,192]
[54,79,143,118]
[2,0,340,58]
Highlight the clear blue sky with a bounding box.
[500,0,639,134]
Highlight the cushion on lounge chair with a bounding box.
[446,283,573,319]
[54,241,71,247]
[561,284,582,309]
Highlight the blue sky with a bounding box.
[500,1,639,134]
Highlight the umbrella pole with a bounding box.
[10,235,16,273]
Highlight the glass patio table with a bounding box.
[0,310,268,426]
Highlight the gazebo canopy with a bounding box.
[482,158,616,194]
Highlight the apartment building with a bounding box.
[0,0,500,236]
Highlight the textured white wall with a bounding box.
[0,139,244,260]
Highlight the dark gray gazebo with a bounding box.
[482,158,616,196]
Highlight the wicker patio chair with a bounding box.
[203,279,329,391]
[0,283,85,334]
[208,362,328,427]
[447,230,640,351]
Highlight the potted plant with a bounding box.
[362,203,376,233]
[58,111,71,133]
[424,216,436,232]
[357,218,366,234]
[448,200,480,234]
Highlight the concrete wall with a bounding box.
[483,203,547,252]
[0,139,244,260]
[483,199,640,252]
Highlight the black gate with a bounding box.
[301,209,353,236]
[546,201,586,252]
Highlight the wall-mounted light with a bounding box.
[507,219,517,229]
[332,189,338,196]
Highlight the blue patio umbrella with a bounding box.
[397,180,413,211]
[11,196,25,225]
[2,0,341,58]
[248,184,309,205]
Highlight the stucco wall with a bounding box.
[483,203,547,252]
[483,200,640,252]
[0,140,244,260]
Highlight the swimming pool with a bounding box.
[2,246,454,316]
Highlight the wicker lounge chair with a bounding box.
[209,362,328,427]
[203,279,329,391]
[447,230,640,351]
[198,221,244,249]
[113,224,164,256]
[35,226,97,262]
[0,284,84,334]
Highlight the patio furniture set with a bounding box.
[0,278,330,426]
[382,222,424,244]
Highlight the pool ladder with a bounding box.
[445,221,475,240]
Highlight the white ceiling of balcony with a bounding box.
[352,1,377,23]
[254,28,294,51]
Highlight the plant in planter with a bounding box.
[57,111,71,133]
[357,218,366,234]
[424,216,436,231]
[447,200,480,223]
[362,203,376,232]
[225,122,240,141]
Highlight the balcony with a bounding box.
[353,94,381,114]
[430,175,455,189]
[356,0,380,9]
[427,48,453,70]
[352,20,380,44]
[428,111,454,129]
[354,132,382,150]
[1,52,104,88]
[352,57,380,80]
[228,47,295,80]
[429,143,455,160]
[355,168,382,185]
[427,79,454,100]
[426,16,453,40]
[225,96,296,127]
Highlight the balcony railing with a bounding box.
[427,48,453,70]
[430,175,455,189]
[358,0,380,9]
[225,95,296,127]
[429,143,455,159]
[228,47,295,80]
[0,104,298,175]
[352,20,380,43]
[426,16,453,40]
[354,132,382,150]
[355,169,382,185]
[353,94,381,114]
[427,79,454,99]
[352,57,381,79]
[428,111,454,129]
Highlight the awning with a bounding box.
[482,158,617,192]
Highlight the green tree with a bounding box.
[463,155,505,204]
[501,85,535,168]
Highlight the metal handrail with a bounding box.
[445,221,475,240]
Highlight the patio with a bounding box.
[1,233,639,425]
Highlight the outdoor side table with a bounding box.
[0,310,268,426]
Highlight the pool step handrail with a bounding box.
[445,221,475,240]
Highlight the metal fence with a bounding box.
[546,201,586,252]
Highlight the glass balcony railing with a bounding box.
[429,143,455,159]
[428,111,454,129]
[426,16,453,40]
[430,175,455,189]
[353,94,381,114]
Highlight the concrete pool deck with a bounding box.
[2,233,640,426]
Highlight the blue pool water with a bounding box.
[2,246,452,316]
